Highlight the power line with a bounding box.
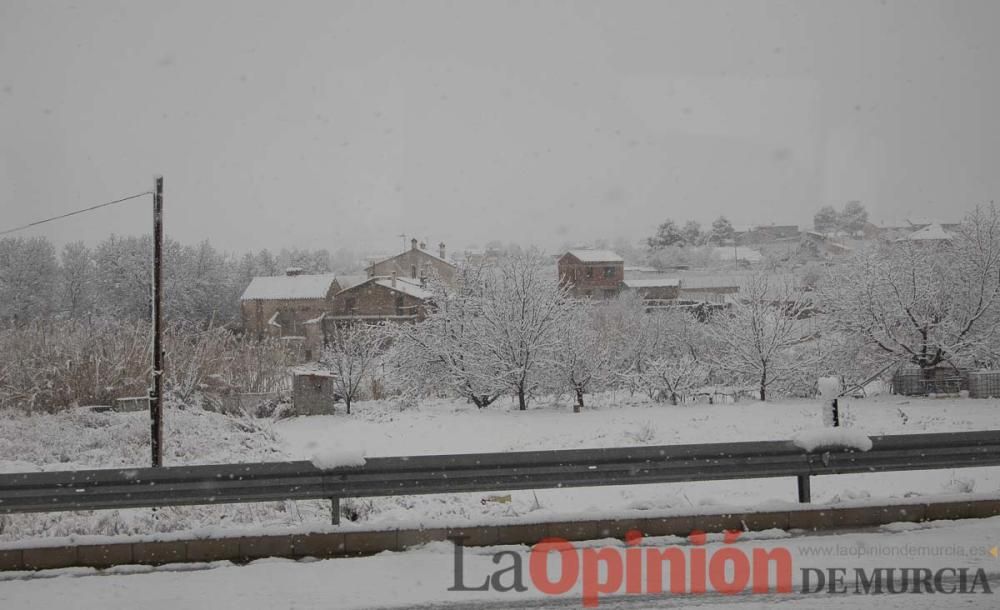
[0,191,153,237]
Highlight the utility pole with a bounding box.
[150,176,164,467]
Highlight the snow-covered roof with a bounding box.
[624,265,659,274]
[373,279,433,300]
[241,273,339,301]
[712,246,763,262]
[623,278,680,288]
[338,276,433,301]
[368,247,456,270]
[334,274,368,290]
[900,223,952,241]
[565,249,624,263]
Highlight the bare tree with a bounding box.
[709,273,817,401]
[321,322,387,414]
[477,249,574,410]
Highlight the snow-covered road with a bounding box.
[2,516,997,609]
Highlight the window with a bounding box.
[411,265,417,279]
[395,295,405,316]
[586,267,594,279]
[345,297,357,314]
[604,266,616,278]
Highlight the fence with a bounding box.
[968,370,1000,398]
[892,366,968,396]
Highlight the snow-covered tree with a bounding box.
[822,205,1000,376]
[0,237,58,323]
[594,291,670,394]
[551,302,612,412]
[708,215,735,245]
[642,309,711,404]
[394,264,506,407]
[647,219,684,249]
[59,242,95,319]
[321,322,388,414]
[838,201,869,236]
[477,249,574,410]
[681,220,703,246]
[93,235,153,320]
[813,205,839,234]
[709,273,817,400]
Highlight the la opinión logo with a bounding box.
[449,529,792,607]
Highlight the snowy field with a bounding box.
[272,394,1000,528]
[1,516,997,609]
[1,394,999,544]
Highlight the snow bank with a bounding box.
[792,428,873,452]
[311,448,366,469]
[817,376,841,399]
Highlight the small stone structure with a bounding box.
[293,372,338,416]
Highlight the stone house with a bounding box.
[329,274,432,323]
[240,269,342,339]
[367,238,456,285]
[557,250,625,298]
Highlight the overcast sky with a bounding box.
[1,0,998,255]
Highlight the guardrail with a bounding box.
[2,430,999,524]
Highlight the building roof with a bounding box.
[623,278,680,288]
[368,246,456,271]
[900,223,953,241]
[712,246,763,262]
[240,273,339,301]
[564,249,624,263]
[373,278,433,300]
[334,274,368,290]
[337,276,433,301]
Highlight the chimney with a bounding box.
[285,267,303,276]
[410,238,418,251]
[439,242,446,259]
[391,271,397,288]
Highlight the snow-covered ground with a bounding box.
[272,394,1000,527]
[1,516,997,609]
[2,394,999,543]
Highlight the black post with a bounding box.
[330,497,341,525]
[831,398,840,427]
[150,176,164,467]
[797,474,811,503]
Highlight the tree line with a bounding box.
[0,235,351,326]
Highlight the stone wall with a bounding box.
[293,373,337,416]
[241,297,333,339]
[369,241,455,284]
[330,281,425,321]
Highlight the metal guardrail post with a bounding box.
[331,497,341,525]
[797,474,811,503]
